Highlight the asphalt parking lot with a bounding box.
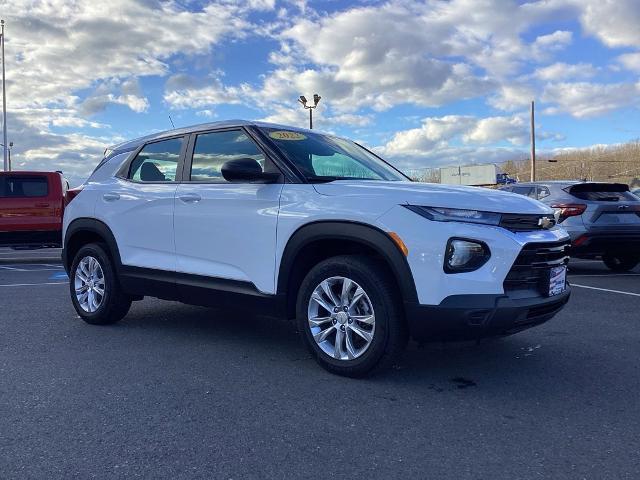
[1,248,639,479]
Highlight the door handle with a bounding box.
[178,193,202,204]
[35,202,50,207]
[103,193,120,202]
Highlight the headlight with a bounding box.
[404,205,501,226]
[444,238,491,273]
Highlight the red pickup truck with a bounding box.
[0,171,70,248]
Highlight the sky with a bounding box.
[1,0,640,184]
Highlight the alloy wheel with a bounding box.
[307,276,375,360]
[74,256,106,313]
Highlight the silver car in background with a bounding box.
[501,181,640,271]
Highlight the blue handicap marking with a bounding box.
[49,271,69,280]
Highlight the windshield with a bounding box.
[260,128,407,182]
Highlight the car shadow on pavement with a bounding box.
[106,299,600,396]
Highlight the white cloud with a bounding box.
[270,2,499,111]
[488,84,537,111]
[572,0,640,48]
[617,52,640,73]
[383,116,476,157]
[534,62,596,81]
[463,116,529,146]
[4,1,251,109]
[542,81,640,118]
[533,30,573,52]
[379,114,541,167]
[164,77,242,109]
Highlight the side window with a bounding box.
[0,176,48,198]
[537,186,550,200]
[189,130,269,182]
[127,137,183,182]
[512,186,535,198]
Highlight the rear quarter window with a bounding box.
[127,137,184,182]
[0,176,49,198]
[566,183,637,202]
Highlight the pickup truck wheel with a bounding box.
[296,255,408,377]
[70,243,131,325]
[602,253,640,272]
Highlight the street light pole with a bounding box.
[530,100,536,182]
[298,94,321,129]
[0,141,10,170]
[1,20,7,172]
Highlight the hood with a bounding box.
[313,180,552,214]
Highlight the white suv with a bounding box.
[63,121,571,376]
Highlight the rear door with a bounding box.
[0,174,56,233]
[95,136,186,272]
[567,183,640,231]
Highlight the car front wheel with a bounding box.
[70,243,131,325]
[602,253,640,272]
[296,255,408,377]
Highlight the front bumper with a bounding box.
[405,288,571,342]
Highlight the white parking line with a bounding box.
[572,284,640,297]
[0,266,62,272]
[0,281,68,287]
[569,273,640,277]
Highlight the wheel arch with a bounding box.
[63,218,122,274]
[277,221,418,319]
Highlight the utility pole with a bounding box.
[530,100,536,182]
[1,19,7,172]
[298,94,321,129]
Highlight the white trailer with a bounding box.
[440,164,500,186]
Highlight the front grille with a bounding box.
[499,213,556,232]
[504,240,571,294]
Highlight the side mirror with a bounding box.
[220,158,281,183]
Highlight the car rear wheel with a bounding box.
[602,253,640,272]
[296,255,408,377]
[70,243,131,325]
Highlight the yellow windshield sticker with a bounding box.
[269,131,307,141]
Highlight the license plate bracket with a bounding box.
[548,265,567,296]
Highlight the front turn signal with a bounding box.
[388,232,409,257]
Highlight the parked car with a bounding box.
[0,171,70,248]
[501,181,640,271]
[62,121,571,376]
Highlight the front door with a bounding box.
[173,129,283,294]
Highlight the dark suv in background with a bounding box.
[501,181,640,271]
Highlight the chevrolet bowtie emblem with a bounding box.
[538,216,555,229]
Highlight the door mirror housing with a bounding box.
[220,158,281,183]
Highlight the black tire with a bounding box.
[602,253,640,272]
[69,243,131,325]
[296,255,408,377]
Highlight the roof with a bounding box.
[109,119,315,153]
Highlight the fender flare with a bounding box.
[62,218,122,273]
[277,221,418,304]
